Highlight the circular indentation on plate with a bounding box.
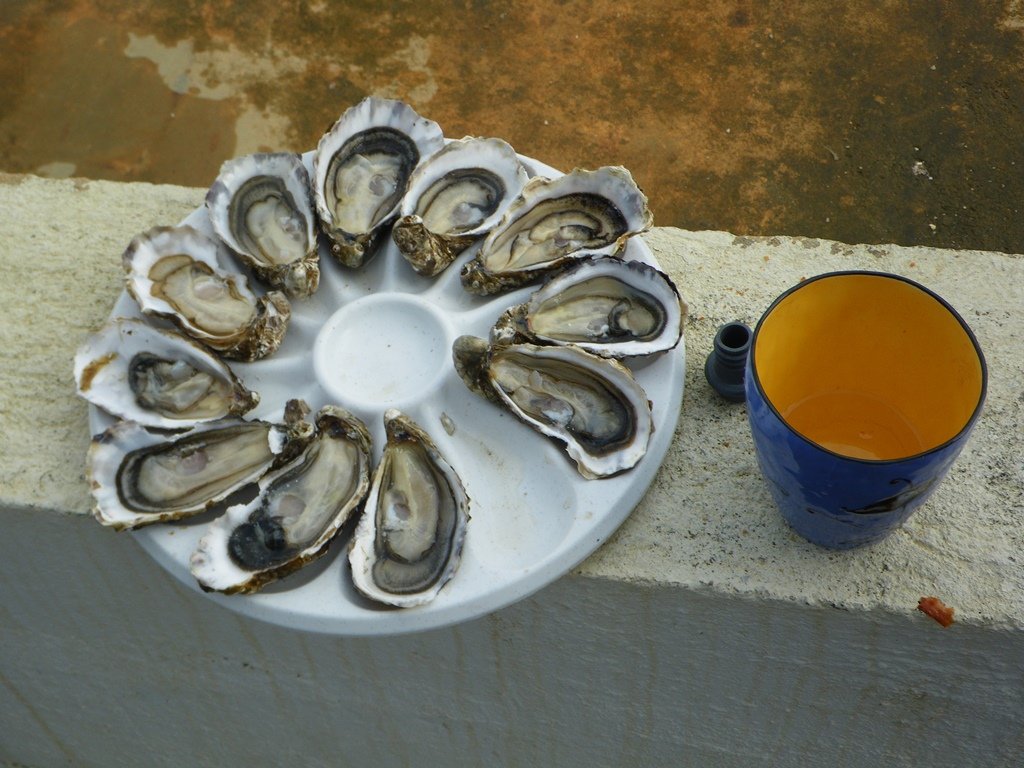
[313,293,453,412]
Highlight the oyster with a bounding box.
[491,256,686,358]
[392,137,528,277]
[349,410,469,608]
[89,401,314,530]
[123,225,290,362]
[460,166,652,295]
[452,336,653,479]
[74,318,259,429]
[313,97,445,268]
[191,406,373,594]
[206,153,320,298]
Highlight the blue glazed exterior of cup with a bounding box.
[745,272,987,549]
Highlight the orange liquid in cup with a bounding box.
[782,390,926,460]
[754,274,983,461]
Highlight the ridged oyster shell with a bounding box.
[313,97,445,268]
[74,318,259,429]
[452,336,653,479]
[460,166,652,295]
[88,401,314,530]
[392,136,529,277]
[123,225,291,362]
[491,255,686,358]
[191,406,373,594]
[349,410,470,608]
[206,152,320,299]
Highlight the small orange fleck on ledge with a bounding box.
[918,596,955,627]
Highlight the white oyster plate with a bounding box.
[91,155,685,636]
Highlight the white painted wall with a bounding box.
[3,506,1021,768]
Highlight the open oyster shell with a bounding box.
[490,256,686,358]
[74,318,259,429]
[452,336,653,479]
[460,166,652,295]
[349,410,470,608]
[190,406,373,594]
[313,97,445,268]
[123,225,291,362]
[206,152,320,299]
[88,401,314,531]
[392,136,529,277]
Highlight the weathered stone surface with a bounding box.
[0,174,202,516]
[1,175,1021,629]
[579,228,1024,628]
[6,1,1024,253]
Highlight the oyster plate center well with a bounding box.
[91,154,686,636]
[314,294,453,414]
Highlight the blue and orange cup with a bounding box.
[745,271,987,549]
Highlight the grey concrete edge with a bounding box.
[1,174,1021,631]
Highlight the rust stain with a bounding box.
[2,1,1024,252]
[999,0,1024,30]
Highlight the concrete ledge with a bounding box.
[2,175,1022,766]
[0,174,203,517]
[2,173,1020,625]
[594,228,1024,628]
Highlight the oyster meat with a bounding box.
[349,410,469,608]
[460,166,652,295]
[191,406,373,594]
[74,318,259,429]
[206,153,320,299]
[313,97,445,268]
[89,401,314,530]
[491,255,686,358]
[452,336,653,479]
[392,137,529,277]
[123,225,290,362]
